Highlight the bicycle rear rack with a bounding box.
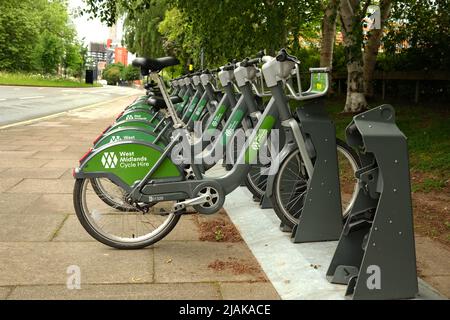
[326,105,418,299]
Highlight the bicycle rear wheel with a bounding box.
[73,178,180,249]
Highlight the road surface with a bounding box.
[0,85,144,126]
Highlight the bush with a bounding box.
[121,65,140,82]
[102,66,121,85]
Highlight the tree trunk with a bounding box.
[363,0,393,97]
[340,0,368,113]
[320,0,339,69]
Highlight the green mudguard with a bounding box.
[107,119,158,133]
[116,110,159,125]
[75,141,183,189]
[94,127,168,149]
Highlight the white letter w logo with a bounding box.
[101,152,118,169]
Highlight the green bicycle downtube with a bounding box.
[187,93,208,130]
[181,92,200,122]
[175,94,190,113]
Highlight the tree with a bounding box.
[81,0,323,69]
[381,0,450,72]
[0,0,82,74]
[0,1,41,71]
[363,0,393,97]
[64,42,85,78]
[123,0,167,58]
[339,0,371,112]
[320,0,339,69]
[38,31,65,74]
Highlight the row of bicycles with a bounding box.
[73,49,362,249]
[73,48,421,300]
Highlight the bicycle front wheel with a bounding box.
[270,138,360,228]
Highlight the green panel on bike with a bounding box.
[220,109,244,145]
[81,143,181,186]
[207,103,228,132]
[128,101,151,108]
[245,115,276,164]
[176,95,190,112]
[117,110,158,124]
[110,120,156,132]
[190,98,207,122]
[94,129,166,149]
[183,96,199,118]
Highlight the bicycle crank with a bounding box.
[174,181,225,215]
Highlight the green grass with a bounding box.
[0,72,101,88]
[322,97,450,193]
[412,178,448,193]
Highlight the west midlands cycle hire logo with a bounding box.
[101,152,118,169]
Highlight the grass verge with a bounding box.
[323,97,449,245]
[0,72,101,88]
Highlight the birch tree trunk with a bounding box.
[363,0,393,97]
[320,0,339,69]
[340,0,368,113]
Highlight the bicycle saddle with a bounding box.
[148,96,183,109]
[132,56,180,72]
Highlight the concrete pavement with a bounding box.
[0,95,279,300]
[224,187,449,299]
[0,85,143,126]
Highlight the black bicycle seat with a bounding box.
[148,96,183,109]
[132,56,180,72]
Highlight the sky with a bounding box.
[68,0,120,46]
[68,0,137,64]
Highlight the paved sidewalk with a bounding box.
[224,188,449,299]
[0,96,279,300]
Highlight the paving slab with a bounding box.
[0,177,23,192]
[154,241,267,283]
[42,159,78,169]
[8,178,73,194]
[18,145,68,152]
[52,215,94,242]
[0,158,48,168]
[27,194,75,214]
[162,216,201,242]
[31,151,86,160]
[62,145,95,154]
[0,151,37,159]
[7,283,221,300]
[0,287,12,299]
[0,145,22,151]
[13,139,88,147]
[59,169,74,180]
[0,167,66,179]
[219,282,280,300]
[0,193,42,214]
[0,214,66,242]
[0,242,153,286]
